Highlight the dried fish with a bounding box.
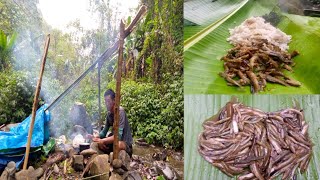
[219,42,301,93]
[198,99,313,179]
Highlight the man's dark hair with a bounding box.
[104,89,115,99]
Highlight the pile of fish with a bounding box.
[220,43,300,93]
[198,99,313,180]
[220,16,302,93]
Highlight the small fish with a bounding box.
[219,72,242,87]
[246,71,260,93]
[290,50,299,58]
[283,64,293,71]
[285,79,301,87]
[249,55,259,70]
[265,74,289,86]
[198,100,312,180]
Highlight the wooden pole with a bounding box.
[113,20,125,160]
[23,34,50,170]
[98,63,102,129]
[124,5,147,37]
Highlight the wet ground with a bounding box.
[132,144,184,178]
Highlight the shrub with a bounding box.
[0,71,35,124]
[107,75,183,149]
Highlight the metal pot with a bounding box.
[79,143,90,152]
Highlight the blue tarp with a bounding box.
[0,105,51,170]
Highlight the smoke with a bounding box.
[8,0,135,138]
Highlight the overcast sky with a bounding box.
[38,0,139,31]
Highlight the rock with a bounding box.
[0,170,9,180]
[0,161,16,180]
[82,154,98,177]
[171,152,183,161]
[90,142,105,155]
[148,167,158,177]
[34,168,44,178]
[119,150,130,170]
[65,144,77,158]
[89,154,110,180]
[109,152,113,164]
[72,155,84,171]
[15,166,42,180]
[15,169,35,180]
[80,148,98,156]
[125,171,143,180]
[152,150,167,161]
[135,138,148,146]
[122,172,129,180]
[53,164,59,174]
[109,172,123,180]
[129,162,139,170]
[112,159,123,169]
[131,155,139,161]
[113,168,126,175]
[154,161,179,180]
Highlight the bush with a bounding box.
[107,75,183,149]
[0,71,35,124]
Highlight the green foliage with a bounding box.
[107,75,183,149]
[156,175,166,180]
[0,30,17,70]
[0,71,35,124]
[125,0,183,83]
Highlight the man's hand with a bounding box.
[93,130,99,138]
[86,134,93,139]
[92,137,101,142]
[97,139,109,151]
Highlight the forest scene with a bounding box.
[0,0,183,179]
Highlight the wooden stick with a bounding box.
[81,154,98,178]
[113,20,125,160]
[63,159,67,174]
[23,34,50,170]
[45,169,53,180]
[124,5,147,37]
[82,173,108,180]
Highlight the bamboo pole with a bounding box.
[23,34,50,170]
[113,20,125,160]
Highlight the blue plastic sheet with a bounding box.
[0,105,51,170]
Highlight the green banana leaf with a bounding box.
[184,0,320,94]
[184,0,246,40]
[184,94,320,179]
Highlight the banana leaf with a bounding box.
[184,0,320,94]
[184,0,246,40]
[184,94,320,179]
